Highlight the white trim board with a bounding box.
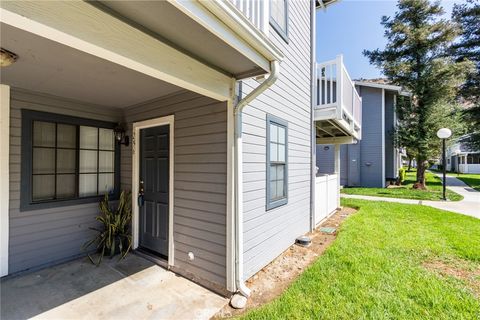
[0,84,10,277]
[132,115,175,267]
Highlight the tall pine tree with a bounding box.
[364,0,472,189]
[452,0,480,150]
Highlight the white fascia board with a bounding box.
[355,81,402,93]
[192,0,284,63]
[0,2,232,101]
[169,0,276,74]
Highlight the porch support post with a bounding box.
[334,144,340,208]
[0,84,10,277]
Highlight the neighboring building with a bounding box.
[316,80,404,188]
[446,137,480,174]
[0,0,359,304]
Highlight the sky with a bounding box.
[316,0,457,80]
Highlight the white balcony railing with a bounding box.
[315,55,362,139]
[228,0,267,33]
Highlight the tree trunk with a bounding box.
[407,157,412,172]
[414,159,427,189]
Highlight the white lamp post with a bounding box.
[437,128,452,200]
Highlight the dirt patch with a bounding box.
[423,258,480,297]
[213,207,357,319]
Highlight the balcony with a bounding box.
[315,55,362,144]
[228,0,268,33]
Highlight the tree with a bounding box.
[364,0,472,189]
[451,0,480,150]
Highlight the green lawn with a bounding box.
[240,200,480,319]
[341,169,463,201]
[448,173,480,191]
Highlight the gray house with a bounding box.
[317,80,403,188]
[0,0,357,305]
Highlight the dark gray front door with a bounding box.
[139,125,169,257]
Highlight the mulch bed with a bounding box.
[214,206,357,318]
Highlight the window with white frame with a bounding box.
[266,115,288,210]
[270,0,288,42]
[21,110,119,210]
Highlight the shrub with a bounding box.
[398,167,406,185]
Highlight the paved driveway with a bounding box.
[1,254,227,320]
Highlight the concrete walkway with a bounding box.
[342,175,479,219]
[1,254,227,320]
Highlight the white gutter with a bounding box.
[233,60,280,299]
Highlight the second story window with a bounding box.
[270,0,289,42]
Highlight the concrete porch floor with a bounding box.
[1,254,227,320]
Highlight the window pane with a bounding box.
[33,121,55,147]
[33,175,55,201]
[270,181,277,200]
[278,126,286,144]
[278,144,286,162]
[56,174,76,198]
[56,149,76,173]
[79,174,97,197]
[99,128,114,151]
[271,0,286,30]
[33,148,55,174]
[99,151,114,173]
[57,124,76,148]
[276,164,285,181]
[98,173,114,195]
[80,126,98,149]
[79,150,98,173]
[270,165,277,182]
[270,143,278,162]
[276,179,284,198]
[270,123,278,143]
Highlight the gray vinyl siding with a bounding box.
[316,144,334,173]
[316,144,354,186]
[8,89,121,274]
[318,86,388,187]
[240,0,312,279]
[356,86,384,187]
[121,90,228,289]
[384,92,396,180]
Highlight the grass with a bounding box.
[239,200,480,319]
[341,169,463,201]
[447,173,480,191]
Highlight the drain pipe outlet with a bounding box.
[232,61,279,307]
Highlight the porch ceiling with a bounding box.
[98,0,265,78]
[0,23,182,108]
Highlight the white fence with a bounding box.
[315,173,339,225]
[459,164,480,174]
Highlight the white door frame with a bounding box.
[132,115,175,266]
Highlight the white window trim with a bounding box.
[132,115,175,267]
[0,85,10,277]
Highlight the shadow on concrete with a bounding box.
[1,253,155,320]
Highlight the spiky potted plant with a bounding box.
[83,190,132,265]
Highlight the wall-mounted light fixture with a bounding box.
[114,124,129,146]
[0,48,18,67]
[323,146,330,151]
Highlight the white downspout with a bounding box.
[233,60,279,300]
